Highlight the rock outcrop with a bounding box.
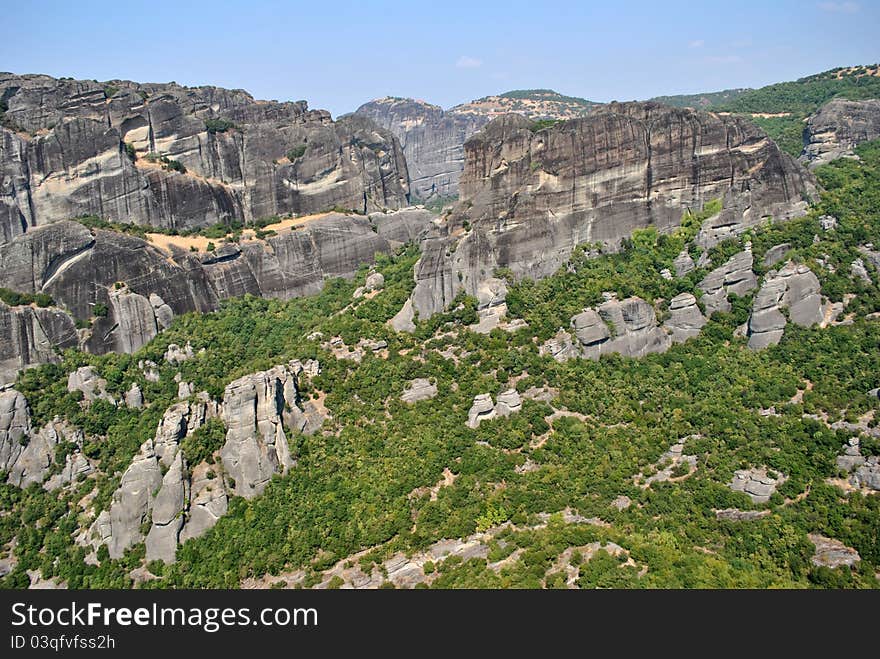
[466,394,496,429]
[466,390,523,428]
[401,378,438,403]
[729,467,784,503]
[88,359,319,562]
[546,296,672,361]
[746,263,826,350]
[664,293,707,343]
[801,98,880,168]
[494,389,522,417]
[220,364,298,498]
[368,207,436,246]
[67,366,113,404]
[1,388,92,489]
[0,302,79,384]
[356,98,489,200]
[698,250,758,316]
[0,72,409,243]
[0,209,434,382]
[808,534,861,569]
[408,103,814,320]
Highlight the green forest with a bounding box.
[1,141,879,590]
[720,65,880,157]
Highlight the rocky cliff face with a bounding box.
[801,98,880,168]
[84,359,319,562]
[0,209,433,384]
[355,98,489,200]
[406,103,816,319]
[0,72,409,242]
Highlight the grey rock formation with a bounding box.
[108,286,158,353]
[836,437,865,472]
[99,440,163,558]
[67,366,113,404]
[763,243,791,267]
[0,389,30,478]
[747,263,826,350]
[470,277,509,334]
[145,452,188,563]
[594,297,671,359]
[407,104,813,320]
[851,258,871,283]
[859,244,880,270]
[0,72,409,243]
[673,250,695,277]
[220,364,298,498]
[0,209,433,380]
[364,272,384,292]
[808,533,860,569]
[368,207,435,245]
[746,278,788,350]
[571,309,610,352]
[45,449,92,491]
[664,293,707,343]
[179,462,228,543]
[149,293,174,330]
[164,342,194,364]
[355,98,489,200]
[467,393,496,429]
[494,389,522,417]
[851,456,880,491]
[801,98,880,168]
[124,383,143,409]
[401,378,438,403]
[819,214,838,231]
[540,329,580,362]
[93,397,223,561]
[1,389,92,489]
[177,380,194,400]
[698,250,758,316]
[0,302,78,385]
[729,468,784,503]
[389,298,416,333]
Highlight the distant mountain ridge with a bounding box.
[449,88,599,121]
[648,88,751,109]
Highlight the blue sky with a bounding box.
[2,1,877,116]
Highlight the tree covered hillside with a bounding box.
[1,142,879,590]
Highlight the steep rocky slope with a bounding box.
[0,73,409,242]
[355,90,598,201]
[356,98,488,201]
[801,98,880,167]
[0,208,434,383]
[406,102,817,319]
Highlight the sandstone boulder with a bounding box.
[401,378,438,404]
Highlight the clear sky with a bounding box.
[2,1,877,117]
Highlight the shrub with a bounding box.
[92,302,109,317]
[287,144,307,160]
[181,418,228,466]
[0,288,55,308]
[205,118,236,134]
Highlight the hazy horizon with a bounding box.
[2,0,878,117]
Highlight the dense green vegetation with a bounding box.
[1,144,879,590]
[716,65,880,157]
[499,89,596,107]
[529,119,560,132]
[648,88,750,109]
[0,288,55,308]
[287,144,307,160]
[723,66,880,116]
[204,118,237,134]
